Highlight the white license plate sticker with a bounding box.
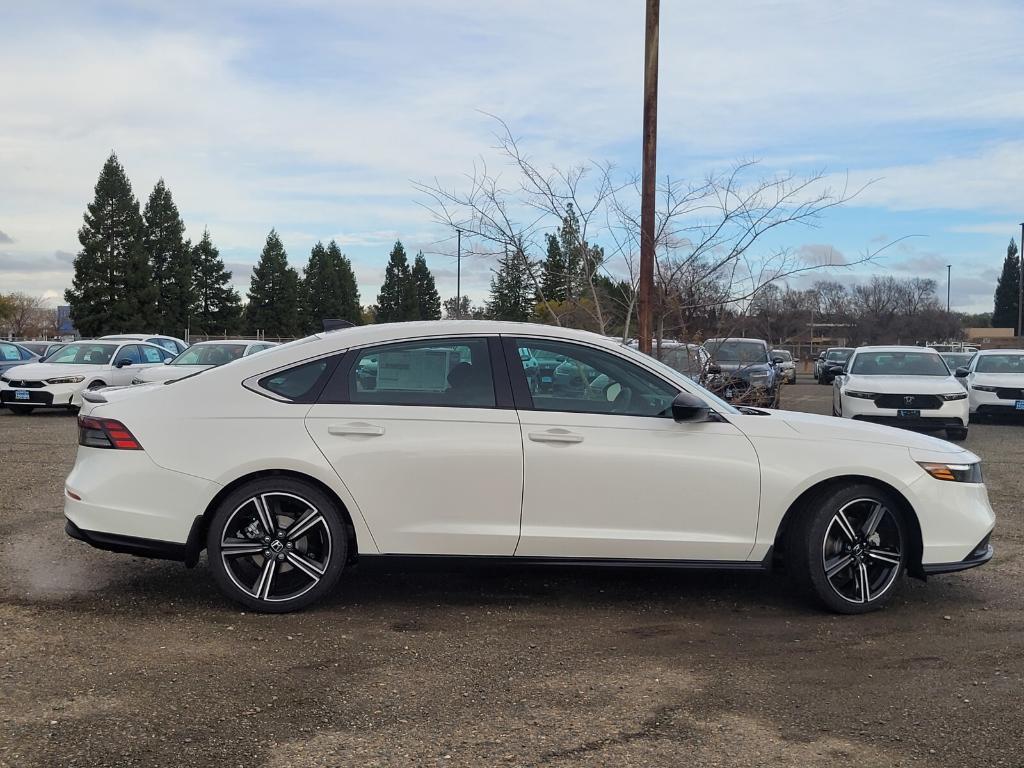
[897,409,920,418]
[15,389,29,400]
[1015,400,1024,411]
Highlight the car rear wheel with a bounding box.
[207,478,348,613]
[788,484,906,614]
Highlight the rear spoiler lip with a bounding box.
[81,390,108,403]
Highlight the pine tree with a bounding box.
[65,152,156,336]
[486,251,534,321]
[191,229,241,335]
[376,240,418,322]
[539,234,568,302]
[993,238,1021,332]
[326,240,361,325]
[300,241,340,333]
[559,204,583,301]
[411,252,441,320]
[246,229,301,337]
[142,179,191,336]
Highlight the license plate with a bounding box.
[15,389,29,401]
[1016,400,1024,411]
[897,409,920,418]
[541,376,552,383]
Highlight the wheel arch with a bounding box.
[188,469,361,567]
[771,474,924,579]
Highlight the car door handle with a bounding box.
[327,423,385,437]
[528,429,583,444]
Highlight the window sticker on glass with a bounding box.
[376,349,451,391]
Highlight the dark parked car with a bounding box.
[17,341,66,360]
[702,337,783,407]
[816,347,854,385]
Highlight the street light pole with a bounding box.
[456,228,462,320]
[637,0,659,355]
[946,264,952,313]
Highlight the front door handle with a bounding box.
[328,422,385,437]
[528,429,583,444]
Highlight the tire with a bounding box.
[7,404,33,415]
[206,477,348,613]
[788,483,907,614]
[87,380,106,390]
[946,427,968,441]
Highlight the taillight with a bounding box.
[78,416,143,450]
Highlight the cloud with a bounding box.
[0,229,13,244]
[797,244,847,267]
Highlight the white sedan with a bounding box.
[0,340,174,414]
[956,348,1024,417]
[64,322,994,614]
[132,340,278,385]
[831,346,970,441]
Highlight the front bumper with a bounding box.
[921,533,994,575]
[841,394,968,430]
[969,388,1024,415]
[0,380,83,408]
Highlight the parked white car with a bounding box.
[100,333,189,355]
[831,346,969,440]
[0,340,174,414]
[772,349,797,384]
[132,340,279,385]
[65,322,993,614]
[955,349,1024,417]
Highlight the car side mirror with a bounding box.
[955,366,970,378]
[827,364,845,375]
[164,359,173,365]
[671,391,711,423]
[115,358,133,368]
[771,356,785,365]
[707,363,722,375]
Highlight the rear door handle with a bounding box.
[528,429,583,444]
[327,423,385,437]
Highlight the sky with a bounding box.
[2,0,1023,314]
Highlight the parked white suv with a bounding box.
[956,348,1024,417]
[65,323,993,614]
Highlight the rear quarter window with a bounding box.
[257,357,338,403]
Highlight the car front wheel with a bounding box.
[789,484,906,614]
[207,478,348,613]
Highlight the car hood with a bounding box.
[842,374,962,394]
[971,373,1024,388]
[745,408,971,455]
[1,362,106,380]
[137,364,211,383]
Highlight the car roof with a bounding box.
[704,337,767,344]
[975,348,1024,355]
[852,346,942,354]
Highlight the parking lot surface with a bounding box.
[1,381,1022,767]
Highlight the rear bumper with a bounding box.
[921,534,994,575]
[65,518,194,563]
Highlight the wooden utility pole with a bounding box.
[637,0,660,355]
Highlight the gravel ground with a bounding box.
[1,380,1021,767]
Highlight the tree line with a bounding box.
[64,153,441,339]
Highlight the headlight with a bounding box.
[45,376,85,385]
[971,385,998,393]
[917,461,983,483]
[844,390,877,399]
[940,392,968,401]
[0,376,9,384]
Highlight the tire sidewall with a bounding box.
[206,477,348,613]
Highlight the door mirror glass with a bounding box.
[115,358,133,368]
[671,391,711,423]
[827,364,844,375]
[955,366,970,378]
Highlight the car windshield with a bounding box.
[826,349,853,362]
[172,343,246,366]
[772,350,792,361]
[706,341,766,363]
[850,351,949,376]
[975,353,1024,374]
[46,343,117,365]
[941,353,974,368]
